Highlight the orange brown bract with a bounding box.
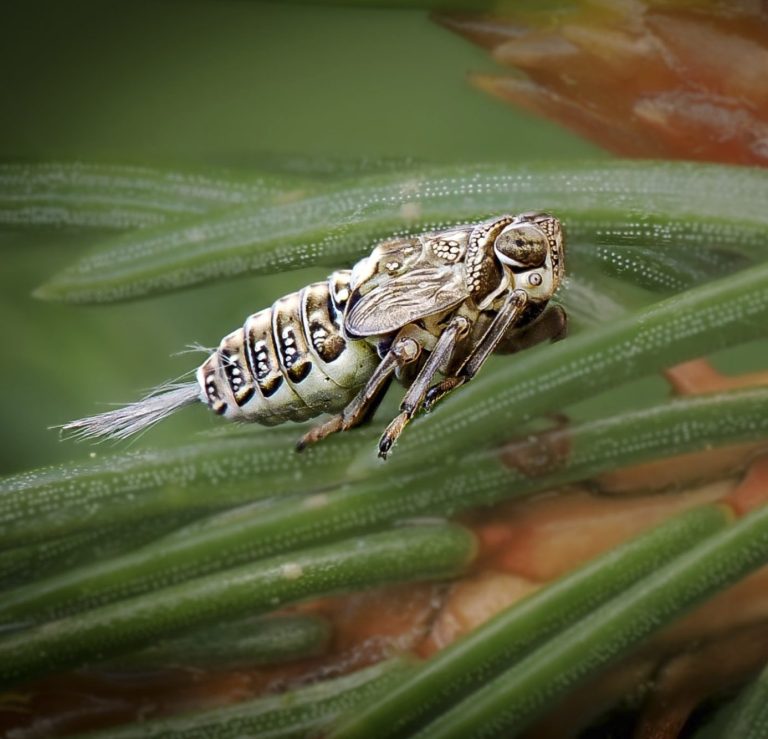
[6,442,768,738]
[437,1,768,167]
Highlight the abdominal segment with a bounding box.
[197,271,379,425]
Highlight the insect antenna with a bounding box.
[59,382,201,441]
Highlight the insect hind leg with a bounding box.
[296,334,420,452]
[295,374,393,451]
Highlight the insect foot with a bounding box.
[295,415,344,452]
[422,377,467,414]
[378,412,409,459]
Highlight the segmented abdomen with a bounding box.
[197,271,379,425]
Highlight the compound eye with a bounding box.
[494,225,548,269]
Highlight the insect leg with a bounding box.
[494,304,567,355]
[295,334,421,451]
[423,289,529,412]
[378,315,471,459]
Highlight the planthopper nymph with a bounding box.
[65,212,566,458]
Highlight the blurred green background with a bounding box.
[0,1,605,473]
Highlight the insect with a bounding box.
[65,212,566,458]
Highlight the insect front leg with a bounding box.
[295,332,423,452]
[423,289,529,413]
[494,304,567,355]
[378,315,472,459]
